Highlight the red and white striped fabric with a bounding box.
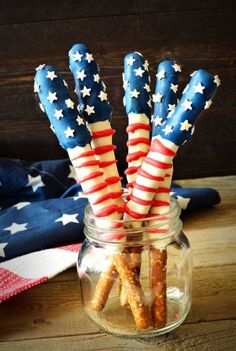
[0,243,81,302]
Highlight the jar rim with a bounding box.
[83,197,183,245]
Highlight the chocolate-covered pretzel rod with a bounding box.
[125,69,218,220]
[69,44,123,208]
[123,52,151,191]
[35,65,123,310]
[149,60,180,327]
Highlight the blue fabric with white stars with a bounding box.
[0,158,220,262]
[158,69,217,146]
[152,60,180,138]
[123,52,151,118]
[35,65,91,149]
[68,43,112,123]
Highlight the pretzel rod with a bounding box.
[68,45,151,327]
[149,60,180,327]
[123,52,152,191]
[119,52,152,308]
[124,69,218,328]
[69,44,123,208]
[35,64,123,310]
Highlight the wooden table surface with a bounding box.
[0,176,236,351]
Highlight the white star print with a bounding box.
[63,79,68,88]
[194,82,205,94]
[85,105,95,115]
[54,109,63,120]
[73,51,83,62]
[127,56,136,66]
[81,86,91,97]
[180,119,192,131]
[26,174,45,192]
[47,91,57,103]
[122,74,128,90]
[130,89,140,98]
[68,165,78,181]
[143,60,149,71]
[86,53,94,63]
[0,243,7,258]
[170,83,178,93]
[172,63,181,72]
[65,99,75,109]
[76,116,84,125]
[162,124,173,135]
[214,75,221,87]
[143,83,151,92]
[4,222,27,235]
[14,202,30,210]
[98,91,108,101]
[34,82,40,93]
[39,103,45,112]
[176,196,190,209]
[64,127,75,138]
[153,92,163,103]
[154,116,163,126]
[55,213,79,226]
[205,99,213,109]
[156,70,165,80]
[168,104,176,112]
[134,67,145,77]
[182,99,192,111]
[35,64,45,71]
[77,69,86,81]
[46,71,57,81]
[93,73,100,83]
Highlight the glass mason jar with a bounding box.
[77,198,192,337]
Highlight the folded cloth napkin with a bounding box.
[0,157,221,302]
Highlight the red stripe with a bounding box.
[93,145,116,155]
[105,176,122,185]
[126,151,147,162]
[94,204,119,217]
[99,160,117,168]
[127,137,150,146]
[123,203,146,219]
[157,187,171,193]
[130,194,153,206]
[146,228,168,234]
[125,166,139,175]
[70,149,94,160]
[78,171,103,183]
[111,190,124,199]
[133,182,156,193]
[83,182,107,195]
[126,123,151,133]
[150,138,176,156]
[92,193,112,205]
[144,157,172,169]
[152,200,170,207]
[76,160,100,168]
[138,168,164,182]
[126,182,133,189]
[92,129,115,139]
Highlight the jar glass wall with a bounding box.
[77,199,192,337]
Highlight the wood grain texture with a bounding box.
[0,176,235,350]
[0,1,235,177]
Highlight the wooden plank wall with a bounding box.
[0,0,235,179]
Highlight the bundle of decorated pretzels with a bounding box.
[35,43,219,329]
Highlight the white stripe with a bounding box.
[0,248,78,279]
